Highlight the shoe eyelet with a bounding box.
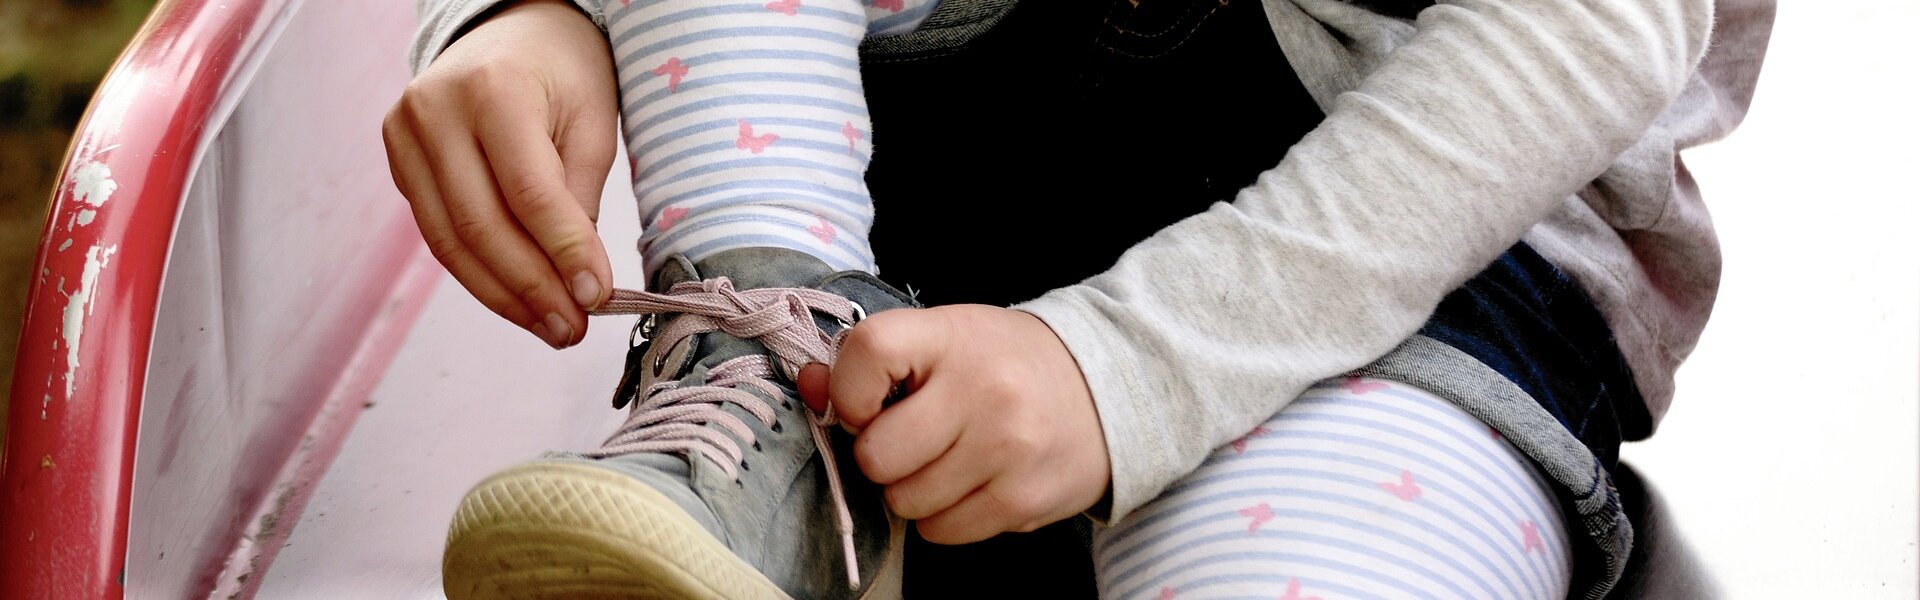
[740,461,750,471]
[752,441,762,452]
[771,421,783,433]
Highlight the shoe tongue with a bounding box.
[653,247,838,292]
[652,247,843,376]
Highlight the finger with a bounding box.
[915,481,1048,545]
[853,379,965,485]
[419,120,584,347]
[878,427,993,520]
[829,308,949,431]
[799,363,831,414]
[383,118,543,335]
[477,98,612,309]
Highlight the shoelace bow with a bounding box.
[584,277,868,589]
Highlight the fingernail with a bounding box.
[543,312,572,349]
[530,321,555,349]
[570,271,600,308]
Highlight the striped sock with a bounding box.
[602,0,939,277]
[1094,377,1573,600]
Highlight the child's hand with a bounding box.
[800,305,1112,544]
[382,0,618,349]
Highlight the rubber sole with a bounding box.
[443,461,903,600]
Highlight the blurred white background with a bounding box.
[1620,1,1920,597]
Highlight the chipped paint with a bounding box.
[57,239,72,252]
[60,244,117,398]
[71,160,117,208]
[65,161,114,237]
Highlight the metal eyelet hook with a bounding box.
[612,313,661,410]
[629,313,657,348]
[837,301,875,330]
[632,314,677,374]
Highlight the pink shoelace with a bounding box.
[583,277,868,589]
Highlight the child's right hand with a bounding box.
[383,0,618,349]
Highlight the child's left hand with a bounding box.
[798,305,1111,544]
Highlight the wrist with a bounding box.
[451,0,597,45]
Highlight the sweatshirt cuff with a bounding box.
[1014,286,1176,523]
[410,0,609,74]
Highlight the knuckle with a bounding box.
[449,214,496,246]
[979,370,1020,401]
[423,235,465,263]
[841,324,888,358]
[883,485,918,517]
[470,63,536,104]
[470,62,511,89]
[398,84,437,116]
[856,314,915,356]
[914,518,952,544]
[987,486,1043,520]
[543,232,596,265]
[380,108,404,137]
[502,177,567,214]
[508,276,546,305]
[999,422,1044,454]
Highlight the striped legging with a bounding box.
[1094,377,1572,600]
[603,0,938,276]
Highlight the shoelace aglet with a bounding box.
[842,530,861,589]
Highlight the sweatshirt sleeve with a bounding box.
[410,0,610,74]
[1014,0,1714,522]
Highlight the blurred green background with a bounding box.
[0,0,159,440]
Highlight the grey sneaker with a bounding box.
[442,248,917,600]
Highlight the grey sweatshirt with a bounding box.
[412,0,1772,522]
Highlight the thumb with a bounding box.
[798,363,831,415]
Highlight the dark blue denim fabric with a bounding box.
[858,0,1645,597]
[1420,243,1651,467]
